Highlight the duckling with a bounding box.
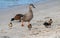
[8,22,13,29]
[43,19,53,28]
[28,24,32,30]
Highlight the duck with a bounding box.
[21,4,35,30]
[43,19,53,28]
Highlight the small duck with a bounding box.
[43,19,53,28]
[28,24,32,30]
[8,22,13,29]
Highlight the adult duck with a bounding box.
[21,4,35,28]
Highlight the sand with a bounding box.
[0,0,60,38]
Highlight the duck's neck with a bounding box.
[29,7,33,13]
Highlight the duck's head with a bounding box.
[29,4,35,8]
[50,19,52,21]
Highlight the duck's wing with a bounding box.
[16,14,24,17]
[22,11,33,21]
[22,14,27,19]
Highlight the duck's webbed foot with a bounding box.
[21,20,24,27]
[21,24,24,27]
[28,24,32,30]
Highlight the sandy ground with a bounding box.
[0,0,60,38]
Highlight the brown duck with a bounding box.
[21,4,35,30]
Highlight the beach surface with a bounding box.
[0,0,60,38]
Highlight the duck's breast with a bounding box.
[23,12,33,21]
